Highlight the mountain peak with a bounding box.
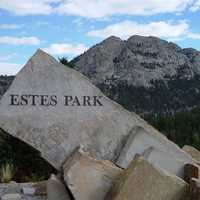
[103,36,122,42]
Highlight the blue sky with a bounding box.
[1,0,200,75]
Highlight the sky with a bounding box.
[1,0,200,75]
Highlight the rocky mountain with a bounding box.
[72,35,200,115]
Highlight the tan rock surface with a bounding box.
[106,156,188,200]
[63,148,122,200]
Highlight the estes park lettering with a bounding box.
[9,94,103,107]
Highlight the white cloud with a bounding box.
[0,24,20,29]
[0,0,196,17]
[190,0,200,11]
[44,43,88,56]
[0,54,17,62]
[56,0,193,18]
[187,33,200,39]
[0,36,41,45]
[87,20,200,40]
[0,0,61,15]
[0,62,21,75]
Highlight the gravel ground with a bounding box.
[0,182,47,200]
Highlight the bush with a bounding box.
[0,129,56,182]
[1,161,15,183]
[58,57,75,68]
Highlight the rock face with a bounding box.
[183,145,200,163]
[73,35,197,87]
[106,156,188,200]
[116,126,195,170]
[142,147,189,178]
[72,35,200,114]
[0,49,194,170]
[63,148,122,200]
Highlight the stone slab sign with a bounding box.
[106,156,188,200]
[0,49,195,170]
[63,147,122,200]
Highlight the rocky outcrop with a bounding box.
[73,35,200,87]
[63,148,122,200]
[106,156,188,200]
[72,35,200,114]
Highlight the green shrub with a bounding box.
[0,129,56,182]
[1,161,15,183]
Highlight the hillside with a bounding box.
[148,106,200,149]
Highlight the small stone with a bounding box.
[22,187,36,195]
[106,156,188,200]
[63,148,122,200]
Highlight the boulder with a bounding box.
[183,145,200,163]
[0,49,195,170]
[142,146,189,178]
[106,156,188,200]
[63,148,122,200]
[47,174,71,200]
[117,126,195,169]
